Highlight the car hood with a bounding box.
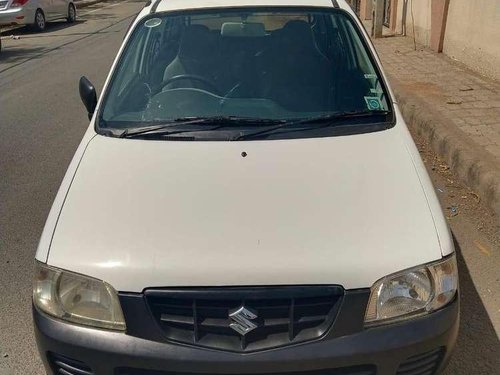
[48,129,442,292]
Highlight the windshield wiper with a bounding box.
[119,116,286,139]
[233,110,390,141]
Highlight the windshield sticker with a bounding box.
[145,18,162,28]
[364,96,383,110]
[364,73,377,79]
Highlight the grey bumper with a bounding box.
[34,296,459,375]
[0,8,33,26]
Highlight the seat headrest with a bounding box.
[178,25,214,59]
[276,20,316,53]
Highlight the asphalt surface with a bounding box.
[0,1,145,373]
[0,1,499,374]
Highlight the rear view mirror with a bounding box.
[221,22,266,38]
[79,76,97,120]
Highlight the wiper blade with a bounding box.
[120,116,285,138]
[233,110,390,141]
[119,117,211,138]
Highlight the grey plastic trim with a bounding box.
[150,0,162,14]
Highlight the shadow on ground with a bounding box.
[78,11,119,21]
[1,19,86,37]
[442,237,500,374]
[0,45,49,65]
[0,19,119,67]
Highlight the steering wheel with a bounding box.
[160,74,222,96]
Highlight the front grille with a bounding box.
[116,366,376,375]
[48,353,93,375]
[396,348,444,375]
[145,286,344,352]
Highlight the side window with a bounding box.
[311,15,329,57]
[116,30,145,94]
[141,29,161,76]
[341,19,389,111]
[328,15,388,112]
[162,16,185,59]
[102,25,149,119]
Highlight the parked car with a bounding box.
[32,0,459,374]
[0,0,76,31]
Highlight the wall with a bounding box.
[359,0,500,80]
[403,0,432,45]
[359,0,372,20]
[443,0,500,81]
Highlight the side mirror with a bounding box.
[79,76,97,120]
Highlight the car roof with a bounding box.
[145,0,349,14]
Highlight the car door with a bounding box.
[37,0,56,20]
[52,0,68,18]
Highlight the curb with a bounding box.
[390,78,500,220]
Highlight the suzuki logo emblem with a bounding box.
[229,306,258,336]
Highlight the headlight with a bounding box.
[33,261,126,331]
[364,254,458,325]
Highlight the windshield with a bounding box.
[99,7,392,140]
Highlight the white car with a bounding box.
[33,0,459,374]
[0,0,76,31]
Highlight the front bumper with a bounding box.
[34,295,459,375]
[0,7,33,26]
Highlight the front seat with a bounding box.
[260,20,332,112]
[162,25,217,91]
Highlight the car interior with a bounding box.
[105,10,387,122]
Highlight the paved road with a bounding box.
[0,1,144,373]
[0,1,498,374]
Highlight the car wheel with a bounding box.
[67,3,76,23]
[33,9,46,32]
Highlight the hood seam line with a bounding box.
[403,143,444,257]
[44,133,99,263]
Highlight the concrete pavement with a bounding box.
[411,132,500,375]
[369,33,500,219]
[0,3,499,373]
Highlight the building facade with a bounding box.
[354,0,500,81]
